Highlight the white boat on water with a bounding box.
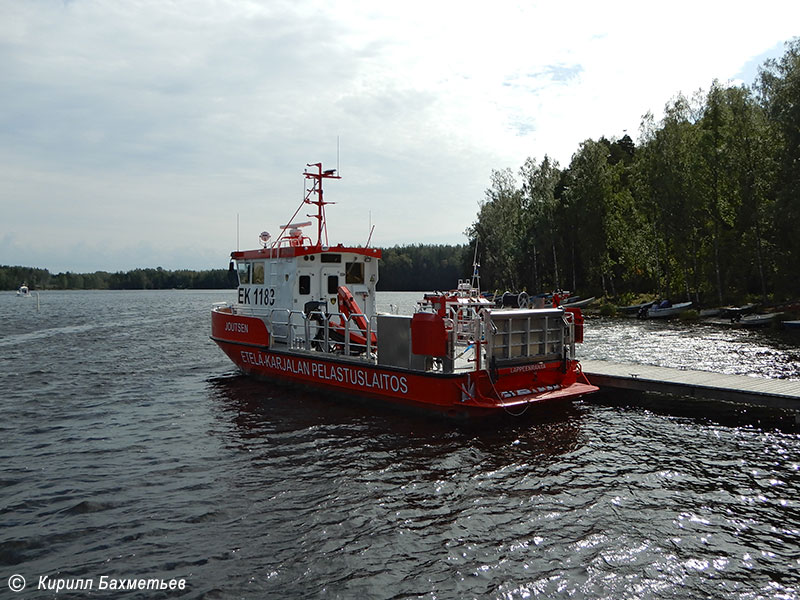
[720,304,758,318]
[639,301,693,319]
[16,283,31,297]
[561,296,596,309]
[618,301,655,315]
[705,312,781,327]
[734,312,780,327]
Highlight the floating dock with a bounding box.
[581,359,800,410]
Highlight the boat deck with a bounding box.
[581,359,800,410]
[268,339,484,374]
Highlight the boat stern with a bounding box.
[211,303,271,347]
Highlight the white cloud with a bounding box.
[1,0,798,271]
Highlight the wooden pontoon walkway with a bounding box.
[581,359,800,410]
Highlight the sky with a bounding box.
[1,0,798,273]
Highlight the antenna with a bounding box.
[471,239,481,293]
[364,210,373,247]
[302,162,340,247]
[237,213,240,251]
[337,136,340,177]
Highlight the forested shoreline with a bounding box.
[0,244,469,292]
[0,265,234,291]
[5,41,799,304]
[470,39,800,305]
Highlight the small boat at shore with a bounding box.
[718,304,758,320]
[705,312,781,327]
[783,320,800,330]
[638,301,693,319]
[561,296,596,309]
[210,163,598,418]
[734,312,780,327]
[618,301,654,315]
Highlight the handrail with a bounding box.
[267,308,294,346]
[230,301,573,363]
[482,307,570,363]
[259,307,376,358]
[563,311,576,359]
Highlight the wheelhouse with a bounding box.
[230,244,381,318]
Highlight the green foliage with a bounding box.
[467,38,800,304]
[520,155,562,291]
[598,303,617,317]
[0,265,235,290]
[2,245,469,292]
[378,244,468,291]
[0,266,52,290]
[759,38,800,297]
[466,169,527,290]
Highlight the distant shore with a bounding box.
[1,244,468,292]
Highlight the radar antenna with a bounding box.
[271,162,341,249]
[303,162,341,247]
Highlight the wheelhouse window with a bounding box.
[237,262,251,285]
[345,261,364,284]
[299,275,311,295]
[252,261,265,285]
[321,253,342,263]
[327,275,339,294]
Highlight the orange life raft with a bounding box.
[330,285,377,349]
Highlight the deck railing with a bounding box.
[226,303,575,367]
[230,304,376,358]
[483,308,575,364]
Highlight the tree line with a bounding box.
[0,265,234,291]
[1,245,469,292]
[469,39,800,305]
[376,245,467,291]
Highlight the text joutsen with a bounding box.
[37,575,187,592]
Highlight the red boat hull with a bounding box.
[211,310,597,418]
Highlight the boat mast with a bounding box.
[304,163,340,247]
[471,239,481,294]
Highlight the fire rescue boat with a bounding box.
[210,163,598,417]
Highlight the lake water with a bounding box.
[2,290,799,598]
